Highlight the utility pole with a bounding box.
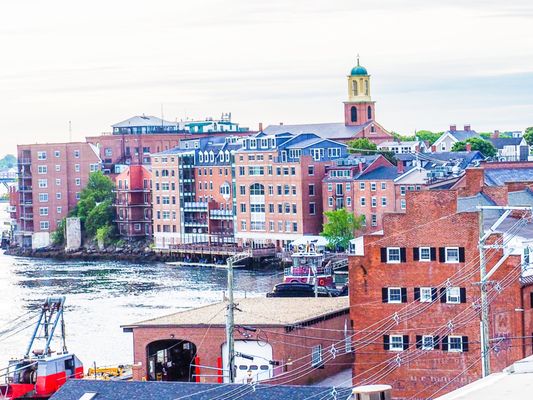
[225,256,235,383]
[477,205,532,378]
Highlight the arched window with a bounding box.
[367,106,372,120]
[250,183,265,196]
[350,106,357,122]
[352,80,358,96]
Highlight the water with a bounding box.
[0,252,280,370]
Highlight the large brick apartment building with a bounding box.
[12,142,101,248]
[348,175,533,398]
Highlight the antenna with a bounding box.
[161,103,164,130]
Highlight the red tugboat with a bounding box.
[283,241,334,288]
[0,297,83,399]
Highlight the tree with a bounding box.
[347,138,377,155]
[0,154,16,169]
[414,130,442,145]
[451,137,497,158]
[51,218,66,245]
[524,127,533,146]
[321,209,364,251]
[85,200,114,237]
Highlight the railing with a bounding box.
[20,213,34,219]
[284,266,333,276]
[183,202,209,211]
[19,159,32,165]
[19,186,32,192]
[183,220,208,227]
[209,209,234,219]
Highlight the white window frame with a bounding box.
[381,182,386,190]
[37,151,47,160]
[400,199,406,210]
[388,287,402,304]
[422,335,434,350]
[387,247,401,264]
[419,247,431,262]
[359,182,365,190]
[39,221,50,230]
[360,197,366,206]
[37,165,47,174]
[448,336,463,352]
[39,207,48,216]
[420,287,432,303]
[445,247,460,263]
[389,335,404,352]
[446,287,461,304]
[370,182,377,191]
[381,196,387,206]
[311,345,323,367]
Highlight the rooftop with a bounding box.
[263,122,375,140]
[50,380,346,400]
[488,137,525,149]
[112,115,176,128]
[484,168,533,186]
[123,297,349,329]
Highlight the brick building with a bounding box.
[234,133,348,250]
[151,136,241,248]
[115,165,152,239]
[122,297,353,386]
[348,189,533,399]
[12,142,101,248]
[263,59,392,144]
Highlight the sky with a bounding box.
[1,0,533,155]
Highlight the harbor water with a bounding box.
[0,252,280,371]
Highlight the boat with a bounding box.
[0,297,83,399]
[267,282,342,298]
[283,241,335,288]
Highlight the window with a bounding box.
[54,150,60,158]
[284,185,290,195]
[448,336,464,352]
[446,287,461,304]
[309,184,315,196]
[421,335,434,350]
[56,192,62,200]
[387,288,402,303]
[57,206,62,214]
[38,179,48,188]
[39,207,48,216]
[347,197,352,207]
[75,178,81,186]
[359,182,365,190]
[381,182,386,190]
[269,221,274,231]
[370,182,376,191]
[308,165,315,176]
[240,185,246,195]
[445,247,460,263]
[419,287,433,303]
[40,221,50,230]
[74,150,80,158]
[371,197,377,207]
[400,186,406,196]
[386,247,401,263]
[37,151,47,160]
[75,164,80,172]
[291,185,297,196]
[360,197,366,206]
[346,183,351,192]
[269,204,275,213]
[400,199,406,209]
[389,335,404,352]
[309,203,316,215]
[292,204,297,213]
[327,183,332,192]
[328,197,333,207]
[55,165,60,172]
[250,183,265,196]
[39,193,48,202]
[419,247,431,261]
[311,345,322,367]
[371,214,377,227]
[381,197,387,206]
[350,106,357,122]
[367,105,372,119]
[37,165,47,174]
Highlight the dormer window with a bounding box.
[249,139,257,149]
[199,153,203,162]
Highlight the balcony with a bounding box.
[210,209,234,220]
[18,159,32,165]
[19,186,33,192]
[20,213,34,220]
[20,201,33,207]
[8,206,16,212]
[183,202,208,211]
[183,220,208,227]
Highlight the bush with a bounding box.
[51,218,66,245]
[95,225,113,247]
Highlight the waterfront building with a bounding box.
[348,179,533,398]
[234,132,348,250]
[263,59,393,144]
[151,136,241,248]
[122,297,353,385]
[11,142,101,248]
[114,165,152,239]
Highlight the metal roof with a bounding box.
[112,115,176,128]
[355,165,405,181]
[508,189,533,207]
[50,380,347,400]
[484,168,533,186]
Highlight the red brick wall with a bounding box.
[348,190,526,399]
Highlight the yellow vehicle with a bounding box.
[86,365,131,380]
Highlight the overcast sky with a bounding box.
[2,0,533,155]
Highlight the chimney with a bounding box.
[358,162,364,173]
[279,122,284,126]
[258,122,263,132]
[492,130,500,139]
[431,145,436,153]
[450,124,457,132]
[466,143,472,152]
[464,124,471,132]
[397,161,404,174]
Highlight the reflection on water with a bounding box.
[0,252,280,370]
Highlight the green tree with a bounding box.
[85,200,114,237]
[414,130,442,145]
[524,127,533,146]
[95,224,113,248]
[320,208,364,251]
[0,154,16,169]
[51,218,66,245]
[347,138,378,155]
[451,137,497,158]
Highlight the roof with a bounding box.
[435,355,533,400]
[356,165,406,181]
[123,297,349,328]
[488,137,524,149]
[484,168,533,186]
[50,380,347,400]
[508,189,533,207]
[350,65,368,76]
[263,122,374,140]
[449,130,479,142]
[457,193,496,213]
[112,115,176,128]
[378,141,421,148]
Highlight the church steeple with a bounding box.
[343,57,375,126]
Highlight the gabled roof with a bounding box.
[50,380,347,400]
[508,189,533,207]
[356,165,409,181]
[488,137,525,149]
[457,193,499,219]
[484,168,533,186]
[112,115,176,128]
[263,122,374,140]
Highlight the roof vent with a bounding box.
[351,384,392,400]
[79,393,98,400]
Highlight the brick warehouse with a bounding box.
[122,297,353,386]
[348,189,533,399]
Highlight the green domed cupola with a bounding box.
[350,56,368,76]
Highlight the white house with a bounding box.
[431,124,479,152]
[488,137,529,161]
[377,140,428,154]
